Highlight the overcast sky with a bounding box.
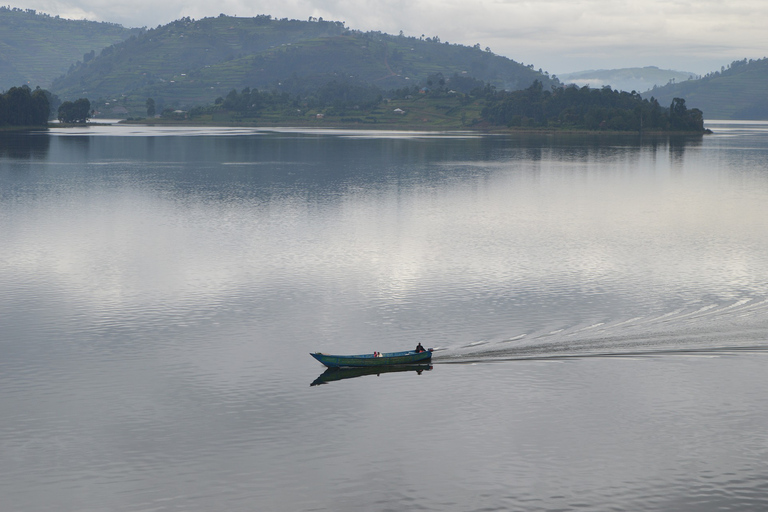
[16,0,768,75]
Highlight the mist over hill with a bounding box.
[48,15,558,115]
[559,67,698,95]
[0,6,140,91]
[647,58,768,120]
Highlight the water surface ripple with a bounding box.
[2,122,768,511]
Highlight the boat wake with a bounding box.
[431,296,768,363]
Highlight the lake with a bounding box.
[2,121,768,511]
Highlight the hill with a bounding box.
[646,58,768,119]
[49,15,558,116]
[128,77,707,134]
[558,67,698,94]
[0,7,140,91]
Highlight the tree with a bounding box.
[41,89,60,119]
[146,97,156,117]
[4,86,34,125]
[58,98,91,123]
[670,97,688,119]
[30,87,50,124]
[0,85,49,126]
[669,97,703,131]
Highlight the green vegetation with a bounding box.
[0,7,140,91]
[0,85,50,127]
[0,9,708,130]
[649,58,768,119]
[50,15,557,117]
[134,78,705,133]
[57,98,91,123]
[147,83,485,129]
[482,81,705,132]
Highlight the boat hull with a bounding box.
[310,350,432,368]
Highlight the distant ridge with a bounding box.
[0,6,140,90]
[49,15,558,115]
[558,67,698,94]
[646,58,768,120]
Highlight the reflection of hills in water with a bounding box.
[311,364,432,386]
[433,296,768,363]
[47,127,703,203]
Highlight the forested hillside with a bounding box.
[648,58,768,119]
[0,7,140,91]
[50,15,557,116]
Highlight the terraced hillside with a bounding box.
[648,58,768,119]
[0,7,140,91]
[50,15,556,116]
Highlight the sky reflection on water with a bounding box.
[2,123,768,511]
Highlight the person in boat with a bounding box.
[415,343,426,353]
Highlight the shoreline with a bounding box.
[114,118,710,136]
[0,125,49,132]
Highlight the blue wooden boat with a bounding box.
[310,349,433,368]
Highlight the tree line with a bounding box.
[36,77,704,133]
[0,85,92,126]
[176,78,705,132]
[481,81,705,132]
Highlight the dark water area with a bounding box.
[2,122,768,511]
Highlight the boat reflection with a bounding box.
[310,364,432,386]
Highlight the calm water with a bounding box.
[2,121,768,511]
